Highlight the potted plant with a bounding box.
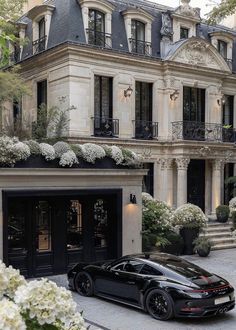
[161,231,184,255]
[216,205,230,223]
[193,236,212,257]
[231,210,236,230]
[172,203,207,255]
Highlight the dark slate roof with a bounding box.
[19,0,236,71]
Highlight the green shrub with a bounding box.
[231,210,236,230]
[216,205,230,220]
[193,236,212,251]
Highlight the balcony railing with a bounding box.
[129,38,151,56]
[133,120,158,140]
[32,36,47,54]
[92,117,119,137]
[172,121,236,143]
[86,29,112,48]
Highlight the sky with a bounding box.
[148,0,214,17]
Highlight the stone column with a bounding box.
[211,160,224,214]
[158,159,174,206]
[176,158,190,207]
[0,189,3,259]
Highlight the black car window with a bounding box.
[124,260,144,273]
[140,264,163,276]
[112,262,126,271]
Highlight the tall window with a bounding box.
[183,87,205,122]
[88,9,105,46]
[94,76,112,118]
[37,80,47,108]
[131,20,146,54]
[38,17,46,52]
[218,40,227,59]
[135,81,152,122]
[180,27,189,39]
[142,163,154,196]
[222,95,234,126]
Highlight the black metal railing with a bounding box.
[86,29,112,48]
[32,36,47,54]
[129,38,151,56]
[92,117,119,137]
[133,120,158,139]
[172,121,236,143]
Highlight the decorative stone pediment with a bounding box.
[165,37,231,72]
[173,0,200,22]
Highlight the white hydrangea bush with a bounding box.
[14,278,86,329]
[12,142,31,162]
[172,203,208,229]
[81,143,106,163]
[0,298,26,330]
[229,197,236,214]
[53,141,71,158]
[40,143,56,161]
[0,260,26,299]
[142,192,154,202]
[59,151,78,167]
[24,140,41,155]
[0,136,18,165]
[109,146,124,165]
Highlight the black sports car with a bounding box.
[68,253,235,320]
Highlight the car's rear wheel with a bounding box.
[74,271,94,297]
[146,289,174,321]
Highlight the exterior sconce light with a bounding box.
[124,86,133,97]
[222,94,226,105]
[130,194,137,204]
[170,90,179,101]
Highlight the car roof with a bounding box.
[124,253,182,263]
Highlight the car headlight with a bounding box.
[179,290,209,299]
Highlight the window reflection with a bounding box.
[67,200,83,250]
[94,199,108,248]
[36,201,52,252]
[8,202,26,253]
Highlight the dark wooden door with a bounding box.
[187,160,205,211]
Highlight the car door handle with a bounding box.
[127,281,135,285]
[114,272,120,276]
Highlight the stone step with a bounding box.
[212,243,236,251]
[200,231,232,238]
[210,237,236,245]
[204,226,233,233]
[207,221,232,227]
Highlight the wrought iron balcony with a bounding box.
[32,36,47,54]
[86,29,112,48]
[133,120,158,140]
[129,38,152,56]
[172,121,236,143]
[92,117,119,137]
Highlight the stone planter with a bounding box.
[196,247,211,257]
[180,228,199,255]
[15,155,60,168]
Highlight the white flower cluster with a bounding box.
[0,260,26,299]
[40,143,56,161]
[0,298,26,330]
[172,203,208,229]
[0,261,86,330]
[25,140,41,155]
[53,141,71,158]
[110,146,124,164]
[14,278,86,329]
[59,150,78,167]
[12,142,31,161]
[142,192,154,202]
[229,197,236,214]
[81,143,106,163]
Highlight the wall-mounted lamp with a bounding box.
[170,89,179,101]
[130,194,137,204]
[124,86,133,97]
[217,99,221,106]
[222,94,226,105]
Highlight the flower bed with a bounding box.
[0,136,141,169]
[0,260,86,330]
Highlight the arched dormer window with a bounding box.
[26,4,55,55]
[209,31,235,70]
[78,0,115,48]
[122,9,153,56]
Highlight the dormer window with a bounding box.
[218,40,227,60]
[79,0,114,48]
[130,20,146,55]
[88,9,106,47]
[180,27,189,39]
[122,8,153,56]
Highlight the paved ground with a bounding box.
[48,249,236,330]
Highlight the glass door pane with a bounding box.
[94,199,108,248]
[67,200,83,250]
[36,201,52,252]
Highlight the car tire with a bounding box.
[74,271,94,297]
[145,289,174,321]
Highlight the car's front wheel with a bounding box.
[146,289,174,321]
[74,271,94,297]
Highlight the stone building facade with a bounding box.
[5,0,236,216]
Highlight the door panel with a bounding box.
[187,160,205,211]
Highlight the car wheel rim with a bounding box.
[148,293,168,318]
[76,274,91,295]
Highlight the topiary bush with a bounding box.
[216,205,230,223]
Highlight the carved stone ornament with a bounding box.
[212,159,225,171]
[158,158,174,170]
[175,158,190,170]
[142,148,152,159]
[161,12,173,39]
[198,146,211,157]
[175,0,200,20]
